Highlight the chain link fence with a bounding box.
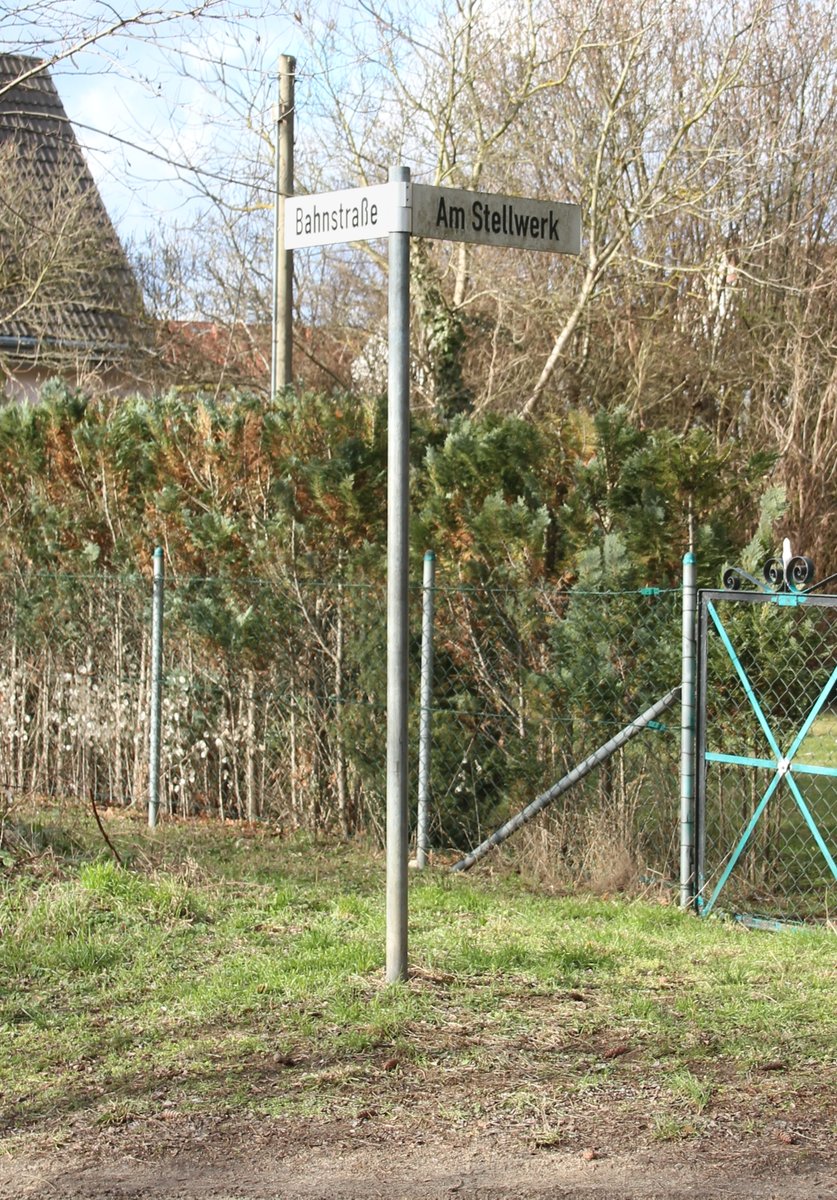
[0,567,683,889]
[424,575,681,885]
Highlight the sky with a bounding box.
[20,2,304,245]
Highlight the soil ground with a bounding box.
[2,1084,835,1199]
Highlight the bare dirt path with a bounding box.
[1,1117,834,1200]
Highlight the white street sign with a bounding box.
[286,182,409,248]
[412,184,581,254]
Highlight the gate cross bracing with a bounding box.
[695,587,837,925]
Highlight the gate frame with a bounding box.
[694,585,837,922]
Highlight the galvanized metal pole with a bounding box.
[271,54,295,395]
[416,549,436,868]
[386,164,411,983]
[148,547,164,829]
[680,550,697,908]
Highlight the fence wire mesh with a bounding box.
[0,569,682,890]
[426,578,680,886]
[698,591,837,922]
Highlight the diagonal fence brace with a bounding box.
[451,687,680,874]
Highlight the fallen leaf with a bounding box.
[382,1057,399,1072]
[582,1148,599,1162]
[603,1044,631,1060]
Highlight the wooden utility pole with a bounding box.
[271,54,295,395]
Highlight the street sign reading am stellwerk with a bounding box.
[286,181,581,254]
[411,183,581,254]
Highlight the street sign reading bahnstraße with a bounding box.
[412,183,580,254]
[286,182,409,249]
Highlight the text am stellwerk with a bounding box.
[433,195,565,243]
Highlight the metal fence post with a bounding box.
[148,547,164,829]
[680,550,697,907]
[416,550,436,868]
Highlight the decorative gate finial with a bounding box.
[722,539,825,594]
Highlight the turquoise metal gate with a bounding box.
[696,572,837,925]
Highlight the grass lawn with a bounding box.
[798,711,837,767]
[1,805,835,1157]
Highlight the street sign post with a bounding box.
[282,172,580,983]
[385,166,411,984]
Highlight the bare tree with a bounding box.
[283,0,782,418]
[111,0,837,572]
[0,1,235,100]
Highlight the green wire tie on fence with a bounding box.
[640,587,662,596]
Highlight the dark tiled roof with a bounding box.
[0,53,144,362]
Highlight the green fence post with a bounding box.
[680,550,697,908]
